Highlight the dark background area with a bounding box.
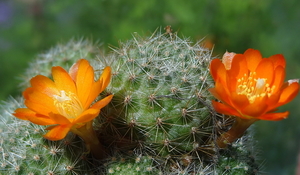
[1,0,300,174]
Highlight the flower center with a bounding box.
[237,72,275,103]
[53,90,83,119]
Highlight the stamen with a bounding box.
[237,72,276,103]
[53,91,71,102]
[53,91,83,119]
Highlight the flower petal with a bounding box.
[268,54,286,68]
[265,91,281,110]
[227,54,248,79]
[271,66,285,92]
[240,97,268,118]
[257,111,289,121]
[99,66,112,93]
[52,66,76,94]
[230,92,250,110]
[75,59,94,108]
[23,87,58,115]
[29,75,59,97]
[244,49,262,72]
[48,113,72,125]
[13,108,56,125]
[84,79,103,109]
[43,125,72,141]
[255,59,274,85]
[209,80,231,104]
[211,101,241,117]
[227,54,248,92]
[84,67,112,109]
[278,80,300,105]
[90,94,113,109]
[13,108,32,120]
[73,108,99,124]
[210,59,227,83]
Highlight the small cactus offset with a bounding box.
[2,29,294,175]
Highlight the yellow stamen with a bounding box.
[237,72,275,103]
[53,90,83,119]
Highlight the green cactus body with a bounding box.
[97,33,216,168]
[0,31,261,174]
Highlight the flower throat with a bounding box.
[237,72,276,103]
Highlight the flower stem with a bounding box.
[217,117,257,148]
[71,121,108,160]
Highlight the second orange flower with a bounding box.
[209,49,299,121]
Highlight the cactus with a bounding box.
[0,30,261,174]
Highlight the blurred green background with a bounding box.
[1,0,300,174]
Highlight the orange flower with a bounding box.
[13,59,113,141]
[209,49,299,121]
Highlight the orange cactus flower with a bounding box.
[209,49,299,121]
[13,59,113,141]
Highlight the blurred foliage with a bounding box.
[1,0,300,174]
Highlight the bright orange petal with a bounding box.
[13,108,56,125]
[265,91,281,109]
[73,108,99,124]
[99,66,112,93]
[209,80,231,104]
[84,66,111,110]
[29,75,59,97]
[208,88,223,102]
[75,59,94,108]
[27,115,56,125]
[48,113,71,125]
[23,87,58,115]
[278,80,300,105]
[52,66,76,93]
[211,101,241,117]
[226,54,248,92]
[227,54,248,79]
[257,111,289,121]
[268,54,286,68]
[90,94,113,109]
[43,125,72,141]
[240,98,268,118]
[244,49,262,72]
[210,59,227,83]
[84,79,103,109]
[271,66,285,92]
[13,108,34,120]
[230,92,250,110]
[255,59,274,85]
